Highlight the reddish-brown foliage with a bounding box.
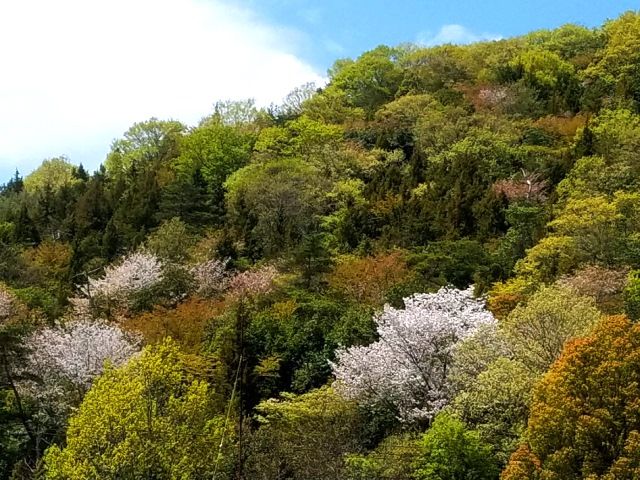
[327,251,409,306]
[460,84,511,111]
[558,265,629,312]
[500,445,541,480]
[124,297,225,353]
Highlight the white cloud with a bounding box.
[0,0,324,177]
[418,24,502,47]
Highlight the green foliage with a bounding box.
[330,46,404,117]
[157,169,216,226]
[345,434,419,480]
[502,285,601,373]
[0,305,35,480]
[4,12,640,478]
[400,45,470,101]
[43,341,232,480]
[512,235,582,285]
[494,203,547,277]
[414,412,500,480]
[421,128,521,239]
[145,217,196,263]
[524,24,603,61]
[294,233,333,289]
[210,98,260,126]
[452,358,535,465]
[11,287,59,320]
[247,386,364,480]
[225,158,327,256]
[175,119,254,200]
[245,290,374,397]
[584,12,640,108]
[512,48,580,112]
[104,118,184,180]
[408,240,490,289]
[624,269,640,321]
[23,157,80,194]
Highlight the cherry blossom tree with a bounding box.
[22,320,140,409]
[331,286,495,422]
[80,251,163,312]
[227,265,278,300]
[0,286,14,320]
[190,258,229,298]
[9,319,140,455]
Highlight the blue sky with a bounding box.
[237,0,638,70]
[0,0,637,182]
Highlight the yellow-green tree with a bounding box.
[44,341,233,480]
[246,386,364,480]
[23,157,80,194]
[584,11,640,107]
[502,285,601,374]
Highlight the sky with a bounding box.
[0,0,637,181]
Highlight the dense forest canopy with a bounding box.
[3,11,640,479]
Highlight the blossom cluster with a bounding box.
[0,286,14,320]
[81,251,163,301]
[25,320,140,391]
[227,265,278,299]
[190,258,229,297]
[332,286,495,422]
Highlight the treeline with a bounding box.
[2,11,640,479]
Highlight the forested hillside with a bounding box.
[3,11,640,479]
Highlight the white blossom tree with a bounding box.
[331,286,495,422]
[22,320,140,409]
[13,319,140,453]
[80,251,163,312]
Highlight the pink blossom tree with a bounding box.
[190,258,229,298]
[227,265,278,300]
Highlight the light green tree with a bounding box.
[414,412,499,480]
[584,11,640,106]
[502,285,601,374]
[104,118,185,180]
[175,120,255,188]
[23,157,80,194]
[452,358,535,465]
[329,46,404,118]
[43,341,233,480]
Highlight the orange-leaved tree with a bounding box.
[502,315,640,480]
